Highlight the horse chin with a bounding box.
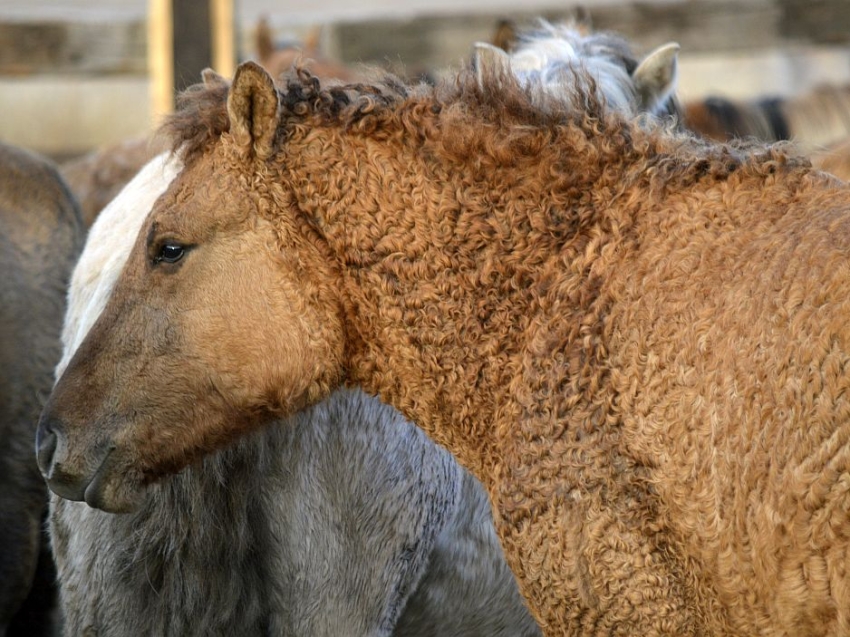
[81,448,147,514]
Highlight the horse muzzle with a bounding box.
[36,414,114,507]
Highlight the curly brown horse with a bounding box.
[38,61,850,636]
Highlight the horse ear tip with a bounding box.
[654,42,681,61]
[233,60,273,84]
[201,68,225,86]
[239,60,264,72]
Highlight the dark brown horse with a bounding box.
[39,59,850,636]
[0,142,83,636]
[684,84,850,154]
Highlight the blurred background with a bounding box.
[0,0,848,160]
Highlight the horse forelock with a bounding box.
[164,81,231,165]
[162,67,415,165]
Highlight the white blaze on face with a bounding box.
[56,152,183,380]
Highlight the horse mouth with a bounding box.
[47,446,144,513]
[45,471,90,503]
[82,446,118,509]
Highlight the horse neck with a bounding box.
[286,121,625,484]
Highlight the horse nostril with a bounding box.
[36,417,60,477]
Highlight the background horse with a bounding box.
[253,17,362,83]
[684,83,850,178]
[59,136,169,229]
[684,84,850,151]
[0,141,83,636]
[472,19,680,122]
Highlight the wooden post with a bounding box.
[147,0,174,126]
[211,0,237,80]
[147,0,235,125]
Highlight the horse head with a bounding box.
[38,63,346,512]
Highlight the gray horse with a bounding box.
[0,142,83,636]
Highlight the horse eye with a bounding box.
[157,243,185,265]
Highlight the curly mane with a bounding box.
[163,64,813,195]
[162,65,618,164]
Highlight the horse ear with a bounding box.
[570,5,593,35]
[255,16,275,62]
[227,61,280,160]
[490,19,518,52]
[473,42,512,89]
[201,68,227,89]
[303,25,322,53]
[632,42,680,112]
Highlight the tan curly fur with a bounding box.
[812,136,850,182]
[43,61,850,637]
